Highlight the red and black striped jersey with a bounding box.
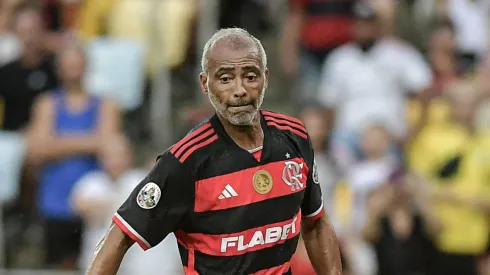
[113,110,325,275]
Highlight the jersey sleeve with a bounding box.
[112,152,194,250]
[301,137,325,221]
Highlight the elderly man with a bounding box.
[86,28,341,275]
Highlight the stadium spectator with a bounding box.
[427,19,460,95]
[407,19,458,135]
[26,45,120,270]
[408,80,490,275]
[71,135,181,274]
[0,0,22,66]
[0,7,58,131]
[390,0,446,53]
[300,104,340,227]
[280,0,356,104]
[443,0,490,74]
[317,1,432,172]
[346,124,396,233]
[341,123,395,275]
[362,172,441,275]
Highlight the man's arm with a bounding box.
[86,224,134,275]
[302,214,342,275]
[299,136,342,274]
[85,152,193,274]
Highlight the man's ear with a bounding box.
[199,72,208,95]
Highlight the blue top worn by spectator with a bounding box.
[38,90,100,219]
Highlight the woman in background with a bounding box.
[27,44,120,269]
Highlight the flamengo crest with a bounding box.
[282,161,304,191]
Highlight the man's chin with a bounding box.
[226,112,257,126]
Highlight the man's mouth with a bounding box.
[227,104,254,112]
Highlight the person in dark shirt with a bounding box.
[362,171,441,275]
[280,0,356,104]
[0,7,58,131]
[86,27,342,275]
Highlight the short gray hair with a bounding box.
[201,28,267,73]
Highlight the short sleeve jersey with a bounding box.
[114,111,325,275]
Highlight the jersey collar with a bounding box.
[210,111,270,164]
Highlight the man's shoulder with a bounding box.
[162,117,219,165]
[262,110,309,142]
[328,43,359,59]
[323,43,359,70]
[379,38,423,58]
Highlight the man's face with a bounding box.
[430,27,455,54]
[14,11,44,54]
[200,41,268,126]
[301,109,327,144]
[354,18,379,43]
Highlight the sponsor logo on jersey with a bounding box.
[220,216,298,253]
[282,161,304,191]
[136,182,161,209]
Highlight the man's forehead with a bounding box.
[207,40,262,70]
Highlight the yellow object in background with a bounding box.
[333,180,353,232]
[77,0,196,73]
[77,0,118,41]
[406,97,451,128]
[107,0,197,72]
[408,122,490,254]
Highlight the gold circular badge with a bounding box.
[253,170,273,194]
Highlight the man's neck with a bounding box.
[218,113,264,151]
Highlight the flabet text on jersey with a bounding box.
[220,216,298,253]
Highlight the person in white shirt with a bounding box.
[445,0,490,72]
[344,123,397,275]
[318,1,432,173]
[70,135,182,274]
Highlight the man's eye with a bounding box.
[220,76,231,83]
[246,74,257,81]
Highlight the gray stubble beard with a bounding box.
[207,82,266,126]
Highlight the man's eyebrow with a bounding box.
[242,65,260,71]
[214,66,235,74]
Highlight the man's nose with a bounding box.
[233,79,247,98]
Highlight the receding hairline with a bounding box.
[201,28,267,73]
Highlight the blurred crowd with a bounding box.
[1,0,490,275]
